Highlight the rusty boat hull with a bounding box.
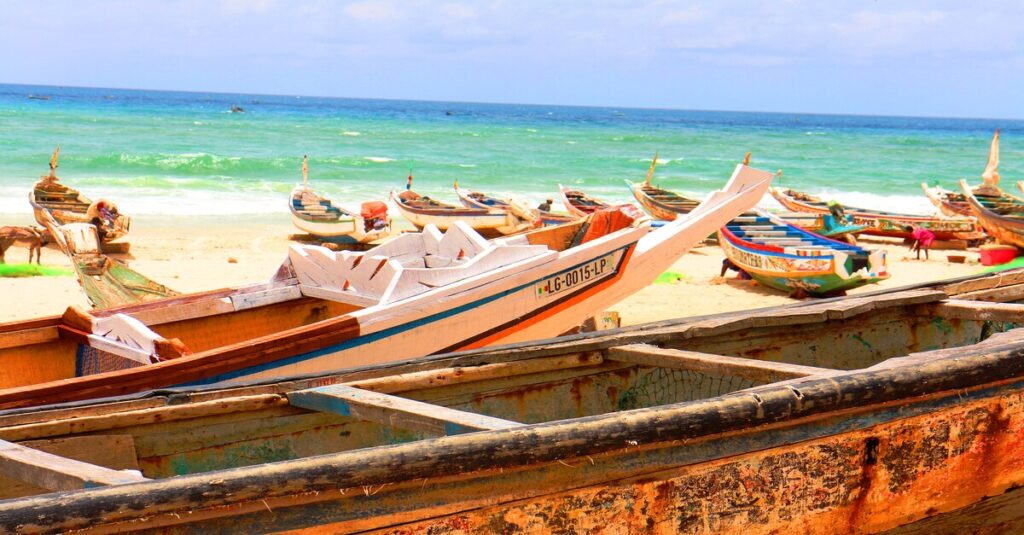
[1,270,1024,532]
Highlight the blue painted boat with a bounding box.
[720,211,888,296]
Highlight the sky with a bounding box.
[1,0,1023,118]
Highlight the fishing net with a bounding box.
[617,367,761,411]
[76,344,145,376]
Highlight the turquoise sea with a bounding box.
[1,83,1022,217]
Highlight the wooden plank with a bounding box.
[929,300,1024,323]
[0,435,141,499]
[230,286,302,311]
[0,326,59,350]
[288,384,524,436]
[942,271,1024,296]
[606,344,836,383]
[955,283,1024,303]
[349,352,604,394]
[0,437,147,491]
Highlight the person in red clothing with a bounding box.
[904,225,935,260]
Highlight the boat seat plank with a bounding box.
[953,283,1024,303]
[928,299,1024,323]
[288,384,525,435]
[606,344,836,382]
[0,438,147,492]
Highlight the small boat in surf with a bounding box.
[288,156,391,243]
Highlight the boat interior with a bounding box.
[724,215,865,255]
[0,272,1021,501]
[396,190,488,213]
[290,187,353,221]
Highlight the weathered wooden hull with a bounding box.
[923,183,1024,220]
[770,187,981,241]
[625,180,700,221]
[0,272,1023,532]
[960,180,1024,249]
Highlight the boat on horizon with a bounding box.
[720,210,888,296]
[1,270,1023,532]
[0,163,773,410]
[288,156,391,243]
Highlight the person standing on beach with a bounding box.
[904,225,934,260]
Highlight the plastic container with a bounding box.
[980,244,1018,266]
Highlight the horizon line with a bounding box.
[2,81,1023,124]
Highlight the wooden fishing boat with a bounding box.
[289,156,391,243]
[922,131,1024,218]
[558,183,611,218]
[454,183,576,227]
[1,270,1024,533]
[960,179,1024,249]
[30,147,131,242]
[770,187,982,241]
[720,211,888,295]
[391,180,534,238]
[0,164,773,410]
[624,154,701,221]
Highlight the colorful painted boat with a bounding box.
[720,211,888,295]
[2,271,1024,533]
[30,147,131,242]
[289,157,391,243]
[922,131,1024,218]
[960,179,1024,249]
[770,187,982,241]
[455,183,576,227]
[392,186,533,238]
[0,164,773,410]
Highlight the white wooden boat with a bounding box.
[391,187,533,238]
[0,164,773,409]
[289,157,390,243]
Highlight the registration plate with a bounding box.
[535,252,618,298]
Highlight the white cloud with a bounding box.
[344,1,399,22]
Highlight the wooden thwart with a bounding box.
[288,384,524,436]
[606,344,835,383]
[0,438,147,492]
[929,299,1024,323]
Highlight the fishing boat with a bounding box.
[559,184,644,221]
[1,270,1023,533]
[0,164,773,410]
[922,131,1024,218]
[629,153,864,242]
[720,211,888,295]
[391,176,535,238]
[30,147,131,242]
[960,179,1024,249]
[454,182,576,226]
[770,187,982,241]
[288,156,390,243]
[625,153,702,221]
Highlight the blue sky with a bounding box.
[2,1,1022,118]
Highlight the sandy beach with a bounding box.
[0,213,983,326]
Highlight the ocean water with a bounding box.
[1,83,1022,217]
